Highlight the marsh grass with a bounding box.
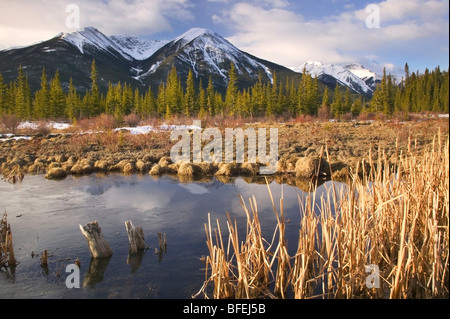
[195,132,449,299]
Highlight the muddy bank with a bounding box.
[1,119,448,187]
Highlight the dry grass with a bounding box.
[195,132,449,299]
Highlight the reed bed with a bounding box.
[194,132,449,299]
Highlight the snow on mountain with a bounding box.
[61,27,135,60]
[173,27,213,44]
[110,35,168,60]
[61,27,168,61]
[139,27,273,84]
[292,61,375,94]
[345,63,380,81]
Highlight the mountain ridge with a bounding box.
[0,26,378,95]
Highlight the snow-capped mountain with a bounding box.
[61,26,136,61]
[135,28,280,89]
[292,61,377,95]
[344,63,382,90]
[60,27,168,61]
[109,35,168,61]
[0,26,383,96]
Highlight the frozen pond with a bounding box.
[0,173,336,299]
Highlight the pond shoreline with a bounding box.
[1,119,448,186]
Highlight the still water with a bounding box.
[0,173,335,299]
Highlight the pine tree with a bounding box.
[351,96,363,117]
[343,87,352,115]
[251,73,266,117]
[121,83,134,116]
[297,67,308,115]
[322,86,330,108]
[33,68,50,119]
[66,77,80,120]
[49,69,66,118]
[89,59,102,116]
[268,71,279,115]
[0,72,6,115]
[198,79,207,118]
[184,69,196,117]
[308,76,320,115]
[142,87,156,116]
[318,86,331,119]
[225,62,238,116]
[165,66,183,115]
[133,88,141,114]
[14,65,32,119]
[156,82,166,116]
[331,85,342,117]
[206,76,216,116]
[404,63,410,84]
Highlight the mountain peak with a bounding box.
[174,27,218,43]
[61,26,112,55]
[292,61,375,95]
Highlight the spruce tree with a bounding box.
[297,67,308,115]
[343,87,352,115]
[142,87,156,116]
[184,69,196,117]
[133,88,141,114]
[198,79,207,118]
[89,59,102,116]
[0,72,5,115]
[206,76,216,116]
[225,62,238,116]
[165,66,183,115]
[14,65,32,119]
[322,86,330,108]
[34,68,50,119]
[351,96,362,117]
[331,85,342,117]
[66,77,80,120]
[49,69,66,118]
[156,82,166,116]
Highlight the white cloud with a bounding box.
[220,0,449,73]
[0,0,193,50]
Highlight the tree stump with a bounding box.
[40,249,48,267]
[79,221,113,258]
[125,220,149,254]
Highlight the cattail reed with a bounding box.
[195,132,449,299]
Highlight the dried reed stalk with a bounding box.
[195,133,449,299]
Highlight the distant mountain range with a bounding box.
[291,61,382,95]
[0,26,382,96]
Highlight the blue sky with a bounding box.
[0,0,448,76]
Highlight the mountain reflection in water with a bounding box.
[0,173,340,298]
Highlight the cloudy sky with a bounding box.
[0,0,448,75]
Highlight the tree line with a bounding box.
[0,60,448,122]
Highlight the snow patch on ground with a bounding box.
[17,121,72,130]
[115,124,202,135]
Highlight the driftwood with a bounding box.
[79,221,113,258]
[157,232,167,253]
[1,213,17,267]
[125,220,149,254]
[41,249,48,267]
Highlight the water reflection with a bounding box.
[0,173,342,299]
[83,256,112,288]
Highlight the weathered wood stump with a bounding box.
[125,220,149,254]
[40,249,48,267]
[157,232,167,253]
[79,221,113,258]
[1,214,17,267]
